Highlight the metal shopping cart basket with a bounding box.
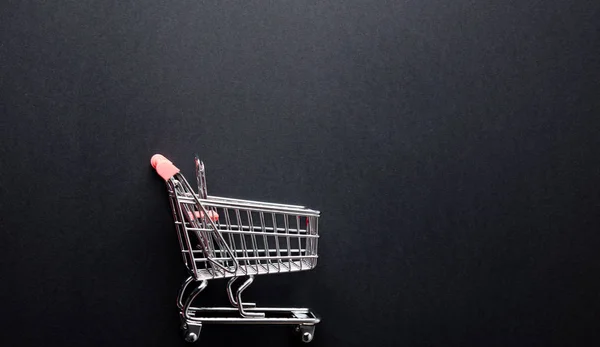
[151,154,321,343]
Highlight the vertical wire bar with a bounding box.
[208,202,221,261]
[224,207,238,274]
[235,208,248,275]
[311,216,317,265]
[174,200,199,278]
[223,207,234,277]
[313,216,319,268]
[247,210,260,274]
[196,205,209,274]
[271,213,281,272]
[184,203,201,260]
[168,193,189,268]
[284,214,292,270]
[202,205,221,274]
[184,204,203,258]
[297,216,303,270]
[259,212,271,273]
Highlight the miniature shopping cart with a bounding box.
[151,154,321,343]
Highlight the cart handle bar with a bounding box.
[151,154,180,180]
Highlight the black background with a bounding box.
[1,1,600,346]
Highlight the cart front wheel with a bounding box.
[297,325,315,343]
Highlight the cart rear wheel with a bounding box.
[182,323,202,343]
[184,331,198,343]
[302,332,313,343]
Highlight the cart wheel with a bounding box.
[183,323,202,343]
[296,325,315,343]
[183,331,198,343]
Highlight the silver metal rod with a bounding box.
[183,227,319,238]
[206,195,307,209]
[189,307,314,313]
[175,196,320,215]
[195,255,318,262]
[176,222,312,234]
[247,210,260,273]
[285,214,292,271]
[188,249,306,254]
[272,213,282,272]
[170,178,200,278]
[185,316,319,324]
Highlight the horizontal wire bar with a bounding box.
[185,316,319,324]
[176,221,313,234]
[183,227,320,238]
[175,197,320,216]
[195,255,318,262]
[189,307,314,313]
[207,195,307,209]
[188,249,306,254]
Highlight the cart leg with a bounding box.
[226,277,256,308]
[177,276,195,310]
[233,276,265,318]
[182,279,208,319]
[180,279,208,343]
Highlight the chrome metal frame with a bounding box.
[161,156,321,343]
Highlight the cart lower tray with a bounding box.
[195,259,316,280]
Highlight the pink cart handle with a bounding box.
[187,210,220,222]
[151,154,180,180]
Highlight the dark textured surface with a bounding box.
[1,1,600,346]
